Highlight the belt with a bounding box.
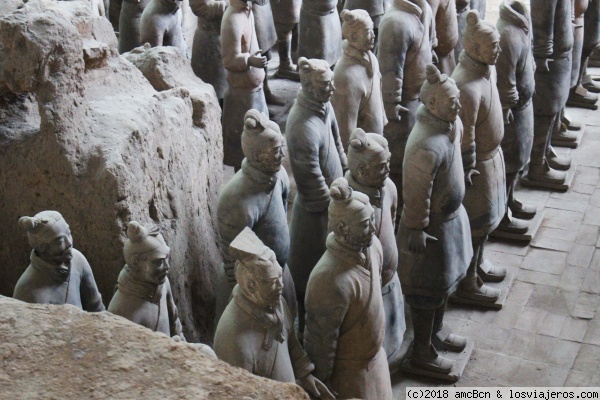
[335,349,381,371]
[476,147,499,161]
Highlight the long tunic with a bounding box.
[118,0,151,53]
[14,250,105,312]
[108,268,185,339]
[305,234,392,400]
[140,0,187,54]
[584,0,600,53]
[216,159,297,319]
[214,286,314,382]
[190,0,228,99]
[426,0,458,74]
[286,89,347,294]
[531,0,574,115]
[398,106,472,297]
[253,1,278,51]
[378,0,435,177]
[452,51,507,238]
[496,1,535,173]
[332,41,387,150]
[297,0,342,65]
[221,0,267,167]
[345,172,406,365]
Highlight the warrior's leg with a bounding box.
[456,235,501,302]
[528,113,567,184]
[432,297,467,352]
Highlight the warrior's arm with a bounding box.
[496,30,520,110]
[287,120,332,212]
[402,147,439,229]
[80,258,105,312]
[379,22,410,105]
[531,0,558,58]
[166,279,186,341]
[304,278,350,382]
[458,88,479,172]
[285,302,315,379]
[331,106,349,171]
[331,70,362,150]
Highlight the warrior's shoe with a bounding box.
[509,197,537,220]
[456,276,500,303]
[496,214,529,235]
[411,346,454,374]
[552,124,578,143]
[546,147,572,171]
[567,85,599,110]
[528,161,567,184]
[433,323,467,352]
[477,258,507,283]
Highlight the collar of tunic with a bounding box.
[297,89,328,117]
[416,105,456,141]
[499,2,529,33]
[395,0,424,18]
[230,0,251,12]
[342,41,374,78]
[325,232,370,269]
[459,50,491,79]
[116,266,163,304]
[344,172,383,208]
[233,285,285,350]
[241,158,277,188]
[30,250,70,283]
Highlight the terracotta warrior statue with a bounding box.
[528,0,574,185]
[567,0,599,109]
[580,0,600,93]
[214,228,334,398]
[108,222,185,339]
[451,10,507,301]
[304,178,392,400]
[286,57,347,335]
[190,0,228,101]
[270,0,301,79]
[494,0,537,233]
[118,0,151,53]
[346,128,405,369]
[297,0,342,66]
[456,0,485,60]
[221,0,268,169]
[331,9,386,150]
[427,0,459,74]
[14,211,105,312]
[216,109,297,323]
[140,0,188,54]
[398,64,471,373]
[378,0,436,206]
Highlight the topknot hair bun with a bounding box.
[466,9,480,26]
[127,221,148,243]
[349,128,367,151]
[425,64,442,84]
[19,216,38,232]
[244,109,269,131]
[330,177,353,201]
[340,9,352,21]
[298,57,311,73]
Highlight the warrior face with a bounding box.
[477,36,501,65]
[253,136,285,174]
[429,84,462,122]
[135,246,171,285]
[351,25,375,52]
[355,152,391,189]
[304,69,335,103]
[336,205,376,250]
[244,253,283,308]
[37,219,74,265]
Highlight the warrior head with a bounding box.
[19,211,73,265]
[421,64,461,122]
[341,9,375,52]
[124,221,171,285]
[298,57,335,103]
[348,128,391,189]
[242,109,285,174]
[463,10,501,65]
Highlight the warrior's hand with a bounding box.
[299,375,336,399]
[503,108,514,125]
[465,168,480,186]
[534,57,552,73]
[384,102,409,121]
[408,229,438,253]
[248,50,268,69]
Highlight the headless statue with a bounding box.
[220,0,268,169]
[398,64,471,374]
[297,0,342,66]
[494,0,537,235]
[528,0,575,185]
[346,128,406,369]
[215,109,297,324]
[270,0,301,79]
[331,9,387,150]
[378,0,436,207]
[140,0,188,54]
[304,178,393,400]
[190,0,228,100]
[119,0,151,54]
[451,10,508,301]
[427,0,459,75]
[14,211,105,312]
[286,58,347,336]
[214,227,334,399]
